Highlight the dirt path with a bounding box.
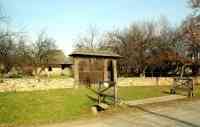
[38,99,200,127]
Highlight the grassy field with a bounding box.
[118,86,170,100]
[0,88,94,126]
[0,85,199,126]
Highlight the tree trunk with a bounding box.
[0,73,3,83]
[156,77,159,86]
[142,66,148,77]
[33,66,46,82]
[33,67,41,82]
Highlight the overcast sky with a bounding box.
[1,0,191,54]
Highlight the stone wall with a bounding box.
[0,77,199,92]
[118,77,200,87]
[0,78,74,92]
[118,77,174,86]
[41,68,72,77]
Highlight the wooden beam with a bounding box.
[112,59,118,105]
[104,59,108,81]
[74,57,79,88]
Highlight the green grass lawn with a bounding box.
[195,85,200,96]
[118,86,170,100]
[0,88,94,126]
[0,85,199,126]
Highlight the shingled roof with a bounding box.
[69,49,121,58]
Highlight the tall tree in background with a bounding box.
[29,31,57,78]
[103,18,180,77]
[179,0,200,75]
[0,3,15,75]
[0,4,58,78]
[0,35,17,73]
[15,36,33,74]
[74,25,102,49]
[189,0,200,10]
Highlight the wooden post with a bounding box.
[112,59,118,105]
[98,82,102,104]
[74,57,79,88]
[104,59,108,81]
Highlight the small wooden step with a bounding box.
[96,103,109,110]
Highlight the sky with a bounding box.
[1,0,192,54]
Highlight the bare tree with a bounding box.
[103,17,183,77]
[74,25,101,49]
[0,35,17,74]
[103,21,158,76]
[0,30,57,79]
[177,0,200,76]
[14,36,32,74]
[189,0,200,9]
[0,3,13,80]
[28,31,57,79]
[179,1,200,63]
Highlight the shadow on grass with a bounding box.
[162,90,190,97]
[134,106,200,127]
[162,90,171,94]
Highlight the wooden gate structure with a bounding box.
[170,64,194,97]
[69,50,121,105]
